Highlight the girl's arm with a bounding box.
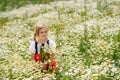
[29,42,35,60]
[31,54,35,60]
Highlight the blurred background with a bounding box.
[0,0,120,80]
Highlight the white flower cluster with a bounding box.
[0,0,120,79]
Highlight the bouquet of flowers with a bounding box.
[40,44,57,73]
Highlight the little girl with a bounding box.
[29,24,56,71]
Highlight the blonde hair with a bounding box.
[34,24,48,41]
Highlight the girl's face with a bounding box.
[39,27,48,40]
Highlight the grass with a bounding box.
[0,0,55,12]
[0,17,9,28]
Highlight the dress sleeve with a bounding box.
[49,39,56,48]
[29,41,35,54]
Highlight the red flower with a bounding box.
[51,60,57,68]
[34,54,41,62]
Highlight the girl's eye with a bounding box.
[40,32,43,33]
[45,31,47,33]
[40,31,48,34]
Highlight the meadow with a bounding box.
[0,0,120,80]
